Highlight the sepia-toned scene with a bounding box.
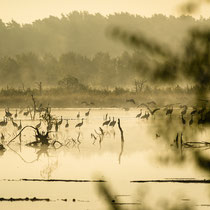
[1,0,210,209]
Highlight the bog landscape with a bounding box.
[1,1,210,209]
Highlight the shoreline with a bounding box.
[0,92,202,108]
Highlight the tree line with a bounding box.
[1,12,210,90]
[0,12,209,58]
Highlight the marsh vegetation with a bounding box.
[1,1,210,209]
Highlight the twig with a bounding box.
[118,119,124,164]
[7,126,37,145]
[52,140,63,150]
[31,94,37,120]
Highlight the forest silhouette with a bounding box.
[0,12,209,88]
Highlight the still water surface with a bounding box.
[0,108,210,210]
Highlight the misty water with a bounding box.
[1,108,210,210]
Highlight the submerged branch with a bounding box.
[7,126,37,145]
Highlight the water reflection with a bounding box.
[0,107,210,173]
[96,181,196,210]
[0,107,210,209]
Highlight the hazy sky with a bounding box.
[0,0,210,23]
